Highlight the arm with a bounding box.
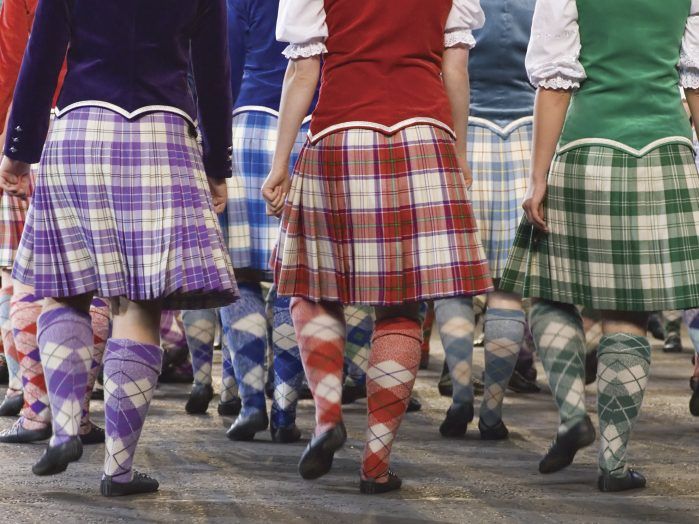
[261,0,327,216]
[262,57,320,215]
[0,0,71,198]
[442,47,472,186]
[191,0,233,213]
[524,89,571,232]
[686,90,699,137]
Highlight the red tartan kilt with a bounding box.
[272,125,493,305]
[0,173,34,269]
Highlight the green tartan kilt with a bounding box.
[500,143,699,311]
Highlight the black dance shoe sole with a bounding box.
[32,437,83,476]
[598,469,646,492]
[539,416,596,474]
[359,470,402,495]
[298,423,347,480]
[101,470,159,497]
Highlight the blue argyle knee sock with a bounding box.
[220,283,267,417]
[683,309,699,356]
[219,338,239,403]
[182,309,217,387]
[434,297,475,407]
[479,308,526,426]
[344,305,372,383]
[268,289,303,428]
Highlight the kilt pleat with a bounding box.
[500,143,699,311]
[221,110,309,270]
[273,125,493,305]
[468,122,531,279]
[0,174,34,268]
[12,107,238,310]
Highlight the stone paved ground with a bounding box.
[1,335,698,523]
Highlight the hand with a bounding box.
[522,175,548,232]
[457,153,472,189]
[262,165,291,217]
[0,156,31,198]
[207,177,228,214]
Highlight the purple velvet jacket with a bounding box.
[4,0,232,179]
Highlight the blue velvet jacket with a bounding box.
[469,0,535,128]
[4,0,233,179]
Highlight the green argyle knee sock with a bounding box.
[434,297,475,406]
[529,300,587,433]
[597,333,651,478]
[664,310,682,338]
[479,308,526,426]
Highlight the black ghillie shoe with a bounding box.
[185,383,214,414]
[217,397,242,417]
[439,403,473,438]
[507,369,541,394]
[437,361,453,397]
[0,358,8,385]
[689,377,699,417]
[341,381,367,405]
[539,416,596,474]
[598,469,646,492]
[0,421,51,443]
[101,470,159,497]
[406,396,422,413]
[0,393,22,417]
[79,424,105,445]
[585,349,598,386]
[360,470,402,495]
[271,423,302,444]
[32,436,83,476]
[298,422,347,480]
[226,410,269,441]
[478,419,509,441]
[646,314,665,341]
[662,334,683,353]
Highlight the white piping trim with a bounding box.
[54,101,197,127]
[232,105,312,124]
[308,117,456,143]
[468,116,533,137]
[556,136,695,157]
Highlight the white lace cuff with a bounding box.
[681,70,699,89]
[444,30,476,49]
[282,41,327,60]
[537,76,581,90]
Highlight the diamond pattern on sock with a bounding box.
[529,301,588,434]
[435,297,475,405]
[38,307,94,447]
[103,339,162,483]
[182,309,217,386]
[221,284,268,416]
[362,317,421,481]
[344,305,372,381]
[81,298,110,433]
[269,291,303,428]
[291,299,346,435]
[219,342,239,403]
[597,333,651,478]
[0,285,22,396]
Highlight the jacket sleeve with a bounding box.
[3,0,71,163]
[192,0,233,179]
[228,0,249,106]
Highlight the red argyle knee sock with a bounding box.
[81,297,110,433]
[362,316,422,481]
[290,298,346,436]
[11,292,49,430]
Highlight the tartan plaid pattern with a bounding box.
[274,125,493,305]
[501,144,699,311]
[0,173,34,268]
[223,111,310,270]
[12,107,237,310]
[468,122,531,279]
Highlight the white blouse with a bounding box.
[526,0,699,90]
[276,0,486,59]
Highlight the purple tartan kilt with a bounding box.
[12,107,238,310]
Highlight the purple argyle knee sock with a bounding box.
[37,306,94,447]
[103,339,163,483]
